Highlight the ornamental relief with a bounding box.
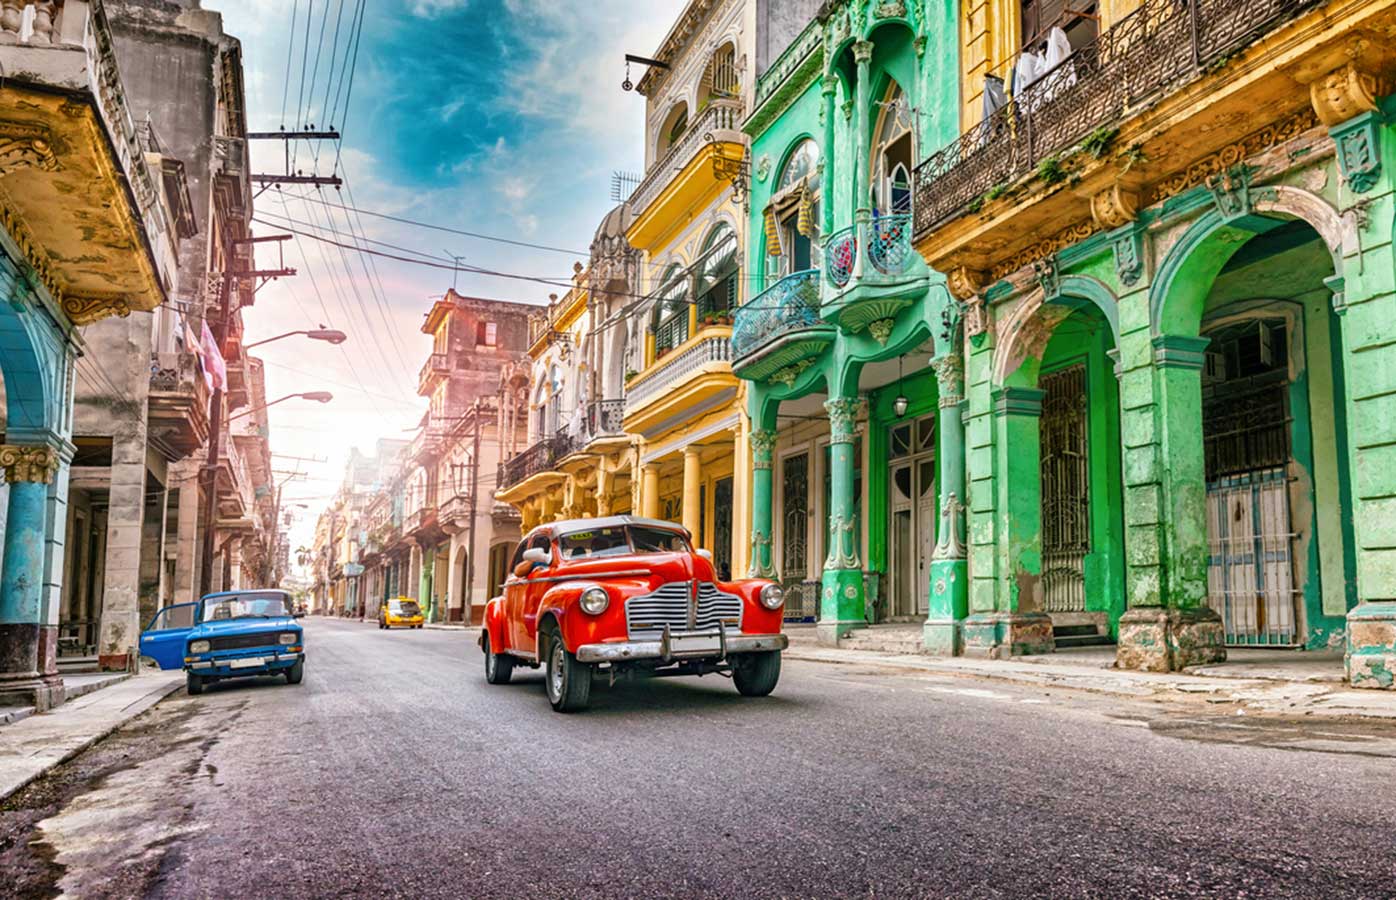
[0,444,59,484]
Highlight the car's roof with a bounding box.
[529,515,690,539]
[201,589,291,599]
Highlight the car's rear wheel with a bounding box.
[285,659,304,685]
[732,651,781,697]
[544,627,591,713]
[186,672,205,696]
[483,632,513,685]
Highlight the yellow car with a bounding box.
[379,597,424,630]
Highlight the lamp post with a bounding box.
[243,327,347,350]
[228,391,334,422]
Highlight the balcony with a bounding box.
[731,270,834,383]
[818,212,928,333]
[585,399,626,443]
[147,351,210,460]
[498,434,576,493]
[626,98,745,249]
[438,492,474,534]
[0,0,176,326]
[911,0,1349,282]
[417,352,450,395]
[622,332,736,438]
[403,502,438,538]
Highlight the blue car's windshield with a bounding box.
[201,592,293,622]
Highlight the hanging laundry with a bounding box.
[764,205,783,256]
[200,320,227,392]
[1039,27,1078,101]
[796,180,815,237]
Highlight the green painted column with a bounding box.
[962,388,1055,657]
[1116,335,1225,672]
[851,40,873,213]
[818,396,865,644]
[748,428,777,578]
[925,354,968,654]
[821,74,837,236]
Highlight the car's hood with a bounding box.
[191,617,300,638]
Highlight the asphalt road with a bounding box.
[4,617,1396,899]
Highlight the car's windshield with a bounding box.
[558,526,631,560]
[390,600,421,616]
[630,525,689,553]
[201,592,292,622]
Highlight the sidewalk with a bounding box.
[0,670,184,802]
[783,626,1396,721]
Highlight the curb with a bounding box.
[0,676,184,804]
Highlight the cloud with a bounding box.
[407,0,470,17]
[437,96,466,122]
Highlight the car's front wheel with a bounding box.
[544,627,591,713]
[483,632,513,685]
[285,659,304,685]
[186,672,205,696]
[731,651,781,697]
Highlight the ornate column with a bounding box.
[595,461,613,517]
[819,397,866,645]
[925,355,969,654]
[681,446,702,542]
[640,464,660,519]
[821,73,838,235]
[851,40,874,213]
[0,444,63,711]
[747,428,777,579]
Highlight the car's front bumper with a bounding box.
[186,648,303,677]
[575,629,787,664]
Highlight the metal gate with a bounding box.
[781,453,815,621]
[713,477,733,580]
[1202,347,1298,646]
[1039,364,1089,612]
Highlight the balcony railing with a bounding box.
[732,270,821,359]
[629,98,743,216]
[824,214,916,290]
[912,0,1324,236]
[418,352,449,393]
[438,492,473,533]
[404,503,437,535]
[498,434,576,490]
[586,399,625,438]
[825,227,856,289]
[625,335,732,411]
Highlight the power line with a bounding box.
[280,0,298,127]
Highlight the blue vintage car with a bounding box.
[139,589,306,695]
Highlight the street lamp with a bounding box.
[229,391,334,421]
[243,326,348,350]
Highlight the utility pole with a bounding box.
[464,399,483,622]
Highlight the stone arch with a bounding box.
[1151,185,1349,339]
[453,544,469,622]
[993,275,1121,387]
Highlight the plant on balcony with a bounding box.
[625,367,639,382]
[1081,126,1119,160]
[1036,154,1066,186]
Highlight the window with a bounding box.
[651,265,689,356]
[657,103,690,157]
[559,526,630,560]
[873,83,914,216]
[768,139,821,276]
[704,43,739,102]
[697,225,738,321]
[477,321,498,347]
[630,526,690,554]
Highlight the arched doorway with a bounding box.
[454,545,468,623]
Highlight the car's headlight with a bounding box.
[759,584,784,610]
[579,586,609,615]
[189,640,210,654]
[279,633,297,645]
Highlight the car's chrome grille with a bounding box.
[625,581,743,636]
[207,632,291,652]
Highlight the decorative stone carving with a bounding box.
[932,492,967,560]
[824,397,864,445]
[1308,62,1387,128]
[0,444,59,484]
[824,514,861,569]
[0,122,59,178]
[852,40,874,64]
[63,294,132,326]
[963,295,989,343]
[749,428,777,470]
[931,353,964,407]
[1146,108,1318,205]
[769,358,813,387]
[990,220,1097,282]
[1331,112,1383,194]
[1032,256,1060,300]
[867,317,895,345]
[1089,184,1138,229]
[875,0,906,18]
[1206,168,1250,220]
[748,529,776,579]
[754,153,772,183]
[1112,227,1145,288]
[946,266,984,301]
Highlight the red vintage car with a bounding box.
[479,516,788,712]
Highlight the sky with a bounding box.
[213,0,684,562]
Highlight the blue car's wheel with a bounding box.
[186,672,205,695]
[285,659,304,685]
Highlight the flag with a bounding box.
[764,205,782,257]
[200,320,227,392]
[796,180,814,237]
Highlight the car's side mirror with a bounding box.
[695,548,714,562]
[521,546,552,570]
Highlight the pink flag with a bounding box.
[200,321,227,392]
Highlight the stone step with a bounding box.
[1054,633,1115,649]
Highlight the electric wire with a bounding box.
[280,0,298,127]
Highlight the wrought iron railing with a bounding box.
[630,98,744,216]
[625,335,732,410]
[825,226,857,288]
[498,434,576,490]
[912,0,1325,236]
[587,399,626,437]
[731,269,821,359]
[868,214,914,275]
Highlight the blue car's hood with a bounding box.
[191,617,300,639]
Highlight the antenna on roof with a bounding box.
[611,171,641,203]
